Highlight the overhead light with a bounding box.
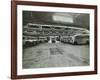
[53,15,73,23]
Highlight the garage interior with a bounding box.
[22,11,90,69]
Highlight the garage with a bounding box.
[22,11,90,69]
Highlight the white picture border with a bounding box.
[17,5,95,75]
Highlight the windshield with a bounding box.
[75,35,89,39]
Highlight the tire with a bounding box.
[74,41,78,45]
[86,41,89,44]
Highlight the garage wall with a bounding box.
[73,14,90,29]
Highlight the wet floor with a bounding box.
[23,42,89,69]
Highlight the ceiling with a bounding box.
[23,11,89,29]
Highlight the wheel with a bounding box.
[74,41,78,45]
[86,41,89,44]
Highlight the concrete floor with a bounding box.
[22,42,89,69]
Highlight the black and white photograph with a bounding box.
[11,1,97,79]
[22,11,90,69]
